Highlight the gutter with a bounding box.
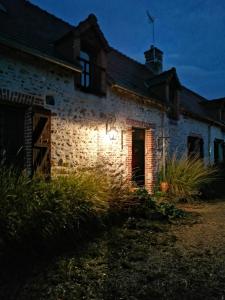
[0,34,82,73]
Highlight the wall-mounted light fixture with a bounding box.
[106,121,118,140]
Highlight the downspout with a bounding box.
[161,109,166,180]
[208,124,212,165]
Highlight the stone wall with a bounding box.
[169,115,225,164]
[1,51,224,193]
[0,52,164,192]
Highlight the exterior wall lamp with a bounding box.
[106,122,118,140]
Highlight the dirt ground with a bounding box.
[174,201,225,254]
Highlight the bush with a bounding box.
[163,154,217,201]
[0,168,111,251]
[157,202,186,219]
[0,166,187,254]
[116,187,185,221]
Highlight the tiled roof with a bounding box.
[0,0,72,55]
[180,87,209,116]
[180,87,225,126]
[145,67,181,88]
[108,48,153,98]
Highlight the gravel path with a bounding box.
[174,202,225,254]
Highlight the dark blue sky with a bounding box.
[31,0,225,99]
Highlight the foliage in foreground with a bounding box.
[0,166,185,255]
[0,168,188,299]
[15,207,222,300]
[0,167,113,251]
[163,154,217,201]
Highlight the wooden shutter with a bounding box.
[33,109,51,177]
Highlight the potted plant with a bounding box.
[160,181,169,193]
[160,165,169,193]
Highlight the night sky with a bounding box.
[30,0,225,100]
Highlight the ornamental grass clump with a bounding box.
[0,167,111,251]
[164,154,217,201]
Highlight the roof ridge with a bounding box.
[25,1,73,29]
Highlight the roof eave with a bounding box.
[0,34,82,73]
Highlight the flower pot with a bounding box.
[160,181,169,193]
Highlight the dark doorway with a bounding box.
[0,104,25,169]
[132,128,145,186]
[187,136,204,159]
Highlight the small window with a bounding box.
[45,95,55,106]
[79,51,90,89]
[214,139,225,165]
[187,136,204,159]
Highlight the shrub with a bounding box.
[0,165,187,254]
[163,154,217,201]
[0,168,111,251]
[157,202,186,219]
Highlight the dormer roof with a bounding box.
[55,14,110,53]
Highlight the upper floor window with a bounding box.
[79,51,90,89]
[76,48,106,96]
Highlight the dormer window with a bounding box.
[70,14,109,95]
[79,51,90,88]
[77,46,106,96]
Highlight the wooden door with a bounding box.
[33,109,51,177]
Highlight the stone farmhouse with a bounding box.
[0,0,225,193]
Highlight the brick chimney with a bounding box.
[144,45,163,74]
